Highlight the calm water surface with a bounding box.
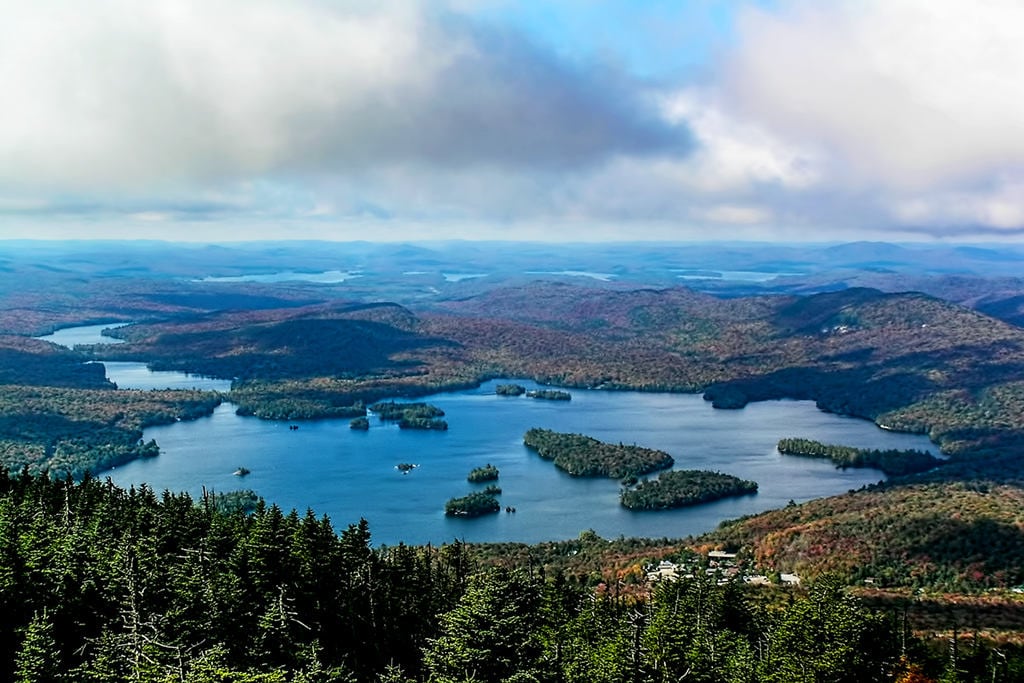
[108,379,934,547]
[46,324,936,546]
[37,323,128,348]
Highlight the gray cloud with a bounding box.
[0,0,687,194]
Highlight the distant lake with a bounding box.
[37,323,128,348]
[37,326,231,391]
[103,362,232,392]
[525,271,616,281]
[674,270,801,282]
[442,272,488,282]
[195,270,362,283]
[48,324,936,547]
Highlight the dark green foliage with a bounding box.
[523,428,674,478]
[371,401,448,430]
[14,610,64,683]
[641,575,758,683]
[98,317,444,382]
[233,396,365,421]
[467,464,499,483]
[496,384,526,396]
[445,492,501,517]
[369,401,445,421]
[757,576,897,683]
[398,417,448,431]
[0,469,469,683]
[526,389,572,401]
[0,340,112,390]
[482,484,502,496]
[349,416,369,430]
[0,469,1020,681]
[212,489,259,514]
[423,570,544,683]
[0,385,221,476]
[620,470,758,510]
[777,438,941,476]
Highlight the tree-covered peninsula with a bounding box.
[777,438,941,476]
[620,470,758,510]
[523,428,674,478]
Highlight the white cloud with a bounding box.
[5,0,1024,240]
[659,88,821,192]
[694,204,772,225]
[725,0,1024,191]
[0,0,680,194]
[892,175,1024,231]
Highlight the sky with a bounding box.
[2,0,1024,243]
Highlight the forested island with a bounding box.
[369,401,445,420]
[495,383,526,396]
[370,401,448,430]
[526,389,571,401]
[620,470,758,510]
[777,438,942,476]
[467,463,499,482]
[445,490,501,517]
[523,428,674,478]
[349,416,369,430]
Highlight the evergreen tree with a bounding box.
[14,610,63,683]
[423,569,544,683]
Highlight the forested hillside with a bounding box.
[3,469,1019,682]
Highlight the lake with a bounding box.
[45,324,937,547]
[37,323,128,348]
[38,325,231,391]
[106,379,934,547]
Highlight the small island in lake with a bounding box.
[444,491,501,517]
[526,389,571,401]
[232,467,250,477]
[482,484,502,496]
[496,383,526,396]
[620,470,758,510]
[523,428,674,478]
[399,417,448,430]
[370,401,448,430]
[777,438,941,476]
[467,463,499,482]
[349,416,370,430]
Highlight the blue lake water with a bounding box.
[38,325,232,391]
[106,379,935,547]
[103,362,232,392]
[37,323,128,348]
[44,324,937,547]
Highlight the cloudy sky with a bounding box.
[2,0,1023,242]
